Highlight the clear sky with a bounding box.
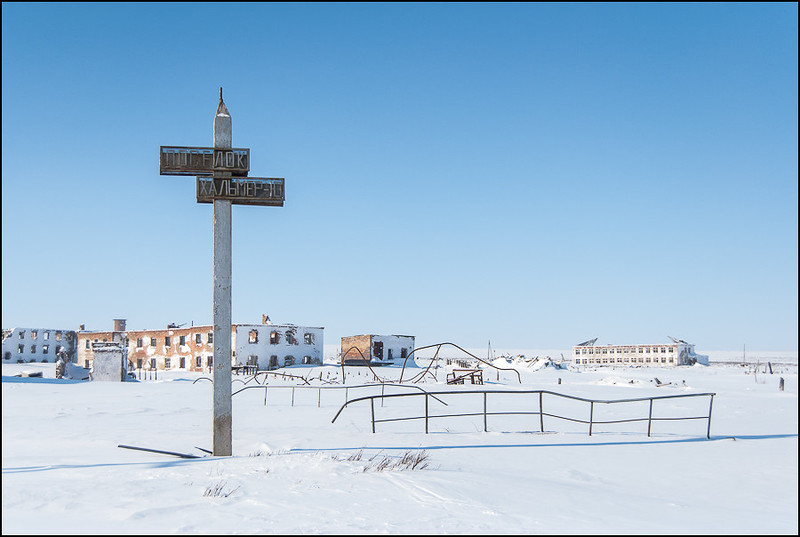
[2,3,797,351]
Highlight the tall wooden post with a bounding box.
[213,89,233,456]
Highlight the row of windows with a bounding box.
[134,333,214,348]
[575,346,675,355]
[83,330,319,350]
[576,356,675,364]
[248,354,317,368]
[14,330,64,341]
[132,356,213,369]
[253,330,315,345]
[84,333,215,350]
[130,354,318,369]
[11,344,63,355]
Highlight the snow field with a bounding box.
[2,359,797,534]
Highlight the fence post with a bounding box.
[264,386,268,406]
[706,394,714,439]
[370,397,375,433]
[539,391,544,433]
[647,399,653,437]
[381,383,385,408]
[589,401,594,436]
[425,393,429,434]
[291,387,295,407]
[483,392,488,432]
[318,387,321,408]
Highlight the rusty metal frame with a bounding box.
[339,345,386,384]
[398,342,522,384]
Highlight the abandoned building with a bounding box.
[76,318,324,372]
[340,334,415,366]
[572,337,709,367]
[236,319,324,370]
[2,327,78,364]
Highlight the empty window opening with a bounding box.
[270,331,281,344]
[373,341,384,359]
[179,335,186,346]
[31,330,38,340]
[304,333,314,345]
[249,330,258,344]
[286,330,297,345]
[165,336,171,347]
[55,332,62,341]
[196,333,202,344]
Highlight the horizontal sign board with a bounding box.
[196,177,284,207]
[160,146,250,176]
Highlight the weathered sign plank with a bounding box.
[160,146,250,176]
[196,177,284,206]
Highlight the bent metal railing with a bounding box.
[231,383,449,408]
[338,341,522,384]
[331,389,716,438]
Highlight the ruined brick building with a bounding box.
[340,334,415,366]
[76,318,323,372]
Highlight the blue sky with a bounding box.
[2,3,797,351]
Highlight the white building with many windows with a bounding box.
[2,327,77,364]
[236,322,324,370]
[572,337,708,367]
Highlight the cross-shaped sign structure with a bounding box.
[159,89,285,456]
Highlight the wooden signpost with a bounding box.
[160,89,284,456]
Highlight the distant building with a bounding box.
[2,327,78,364]
[76,318,323,372]
[572,337,708,367]
[236,321,324,370]
[341,335,415,366]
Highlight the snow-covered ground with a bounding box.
[2,353,797,534]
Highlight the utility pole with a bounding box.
[212,89,233,456]
[159,89,285,456]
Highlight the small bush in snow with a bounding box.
[362,450,430,472]
[203,481,240,498]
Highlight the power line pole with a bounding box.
[212,89,233,456]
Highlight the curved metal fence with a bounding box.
[331,389,716,438]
